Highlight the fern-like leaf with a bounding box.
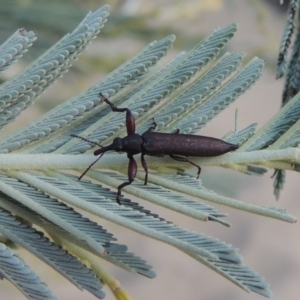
[277,0,299,78]
[0,242,55,299]
[0,207,105,299]
[0,4,298,299]
[0,29,36,74]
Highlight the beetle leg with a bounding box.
[169,154,201,179]
[99,92,136,135]
[141,153,149,185]
[116,154,137,204]
[171,129,180,134]
[146,118,158,132]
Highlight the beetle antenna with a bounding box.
[70,134,103,148]
[78,152,105,180]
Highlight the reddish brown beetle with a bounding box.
[73,93,238,204]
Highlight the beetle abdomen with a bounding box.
[142,132,238,157]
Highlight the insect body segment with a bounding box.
[75,92,238,204]
[142,131,238,157]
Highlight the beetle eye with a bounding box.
[113,137,124,152]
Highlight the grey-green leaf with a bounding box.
[0,29,36,74]
[0,173,111,255]
[0,188,155,279]
[0,207,105,299]
[276,0,299,79]
[1,34,175,154]
[0,5,110,133]
[0,242,56,300]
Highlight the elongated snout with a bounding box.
[94,144,114,156]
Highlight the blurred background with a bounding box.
[0,0,299,299]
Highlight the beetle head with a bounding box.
[94,137,125,155]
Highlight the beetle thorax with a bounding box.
[118,134,144,155]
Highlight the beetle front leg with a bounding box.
[141,153,149,185]
[116,154,137,204]
[169,154,201,179]
[99,92,136,135]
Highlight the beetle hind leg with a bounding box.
[169,154,201,179]
[146,118,158,132]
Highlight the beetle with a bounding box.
[72,92,238,204]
